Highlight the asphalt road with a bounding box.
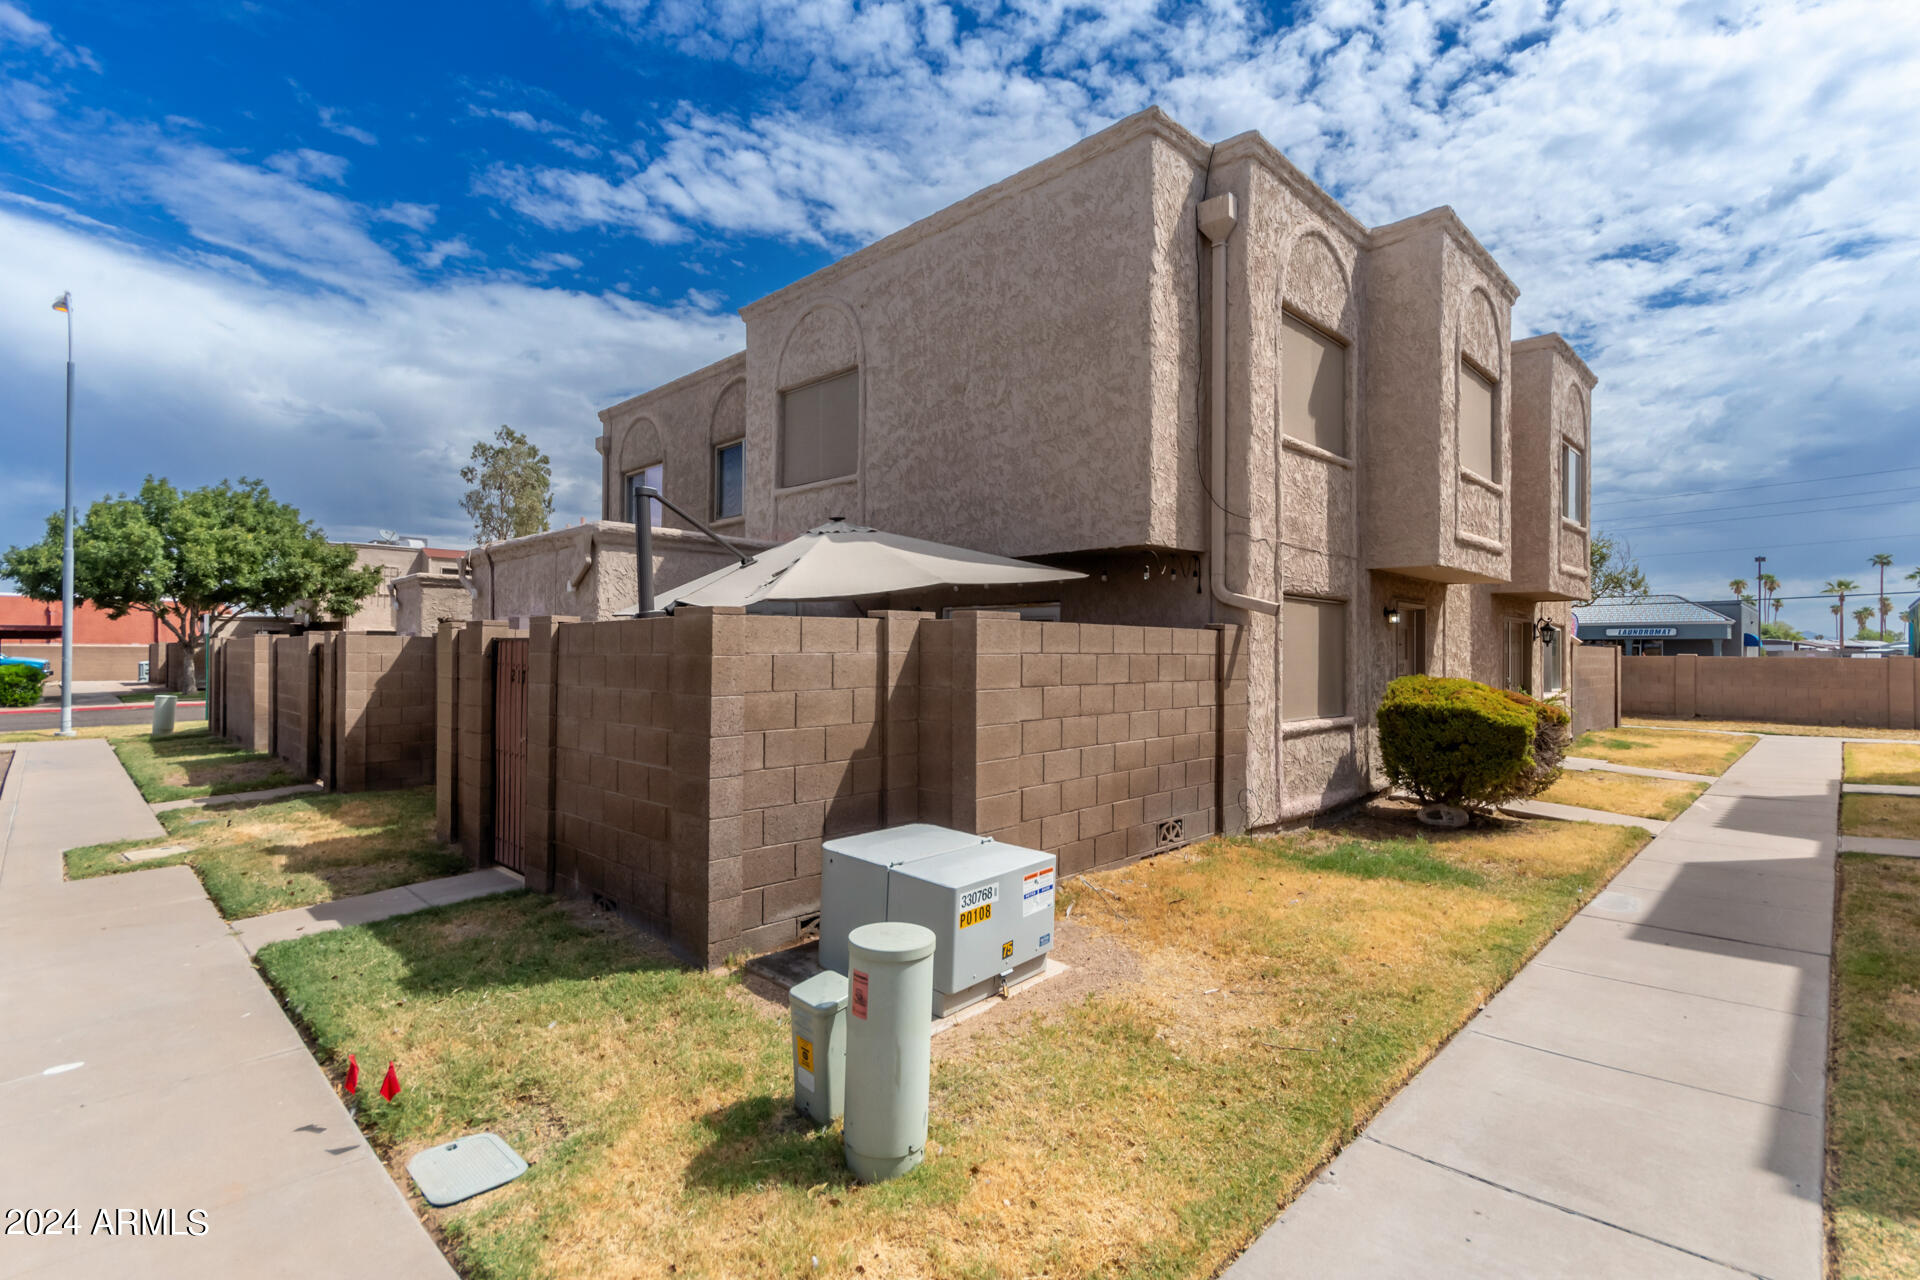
[0,702,207,734]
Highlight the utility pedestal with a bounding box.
[842,921,935,1183]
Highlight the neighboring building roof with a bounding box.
[422,547,466,560]
[1574,595,1737,628]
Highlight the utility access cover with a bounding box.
[406,1132,528,1207]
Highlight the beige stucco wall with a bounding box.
[583,106,1591,828]
[598,351,747,533]
[463,522,775,624]
[1509,334,1597,601]
[393,573,473,636]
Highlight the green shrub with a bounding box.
[1501,689,1572,800]
[1378,675,1538,811]
[0,663,48,708]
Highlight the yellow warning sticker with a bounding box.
[795,1035,814,1073]
[1001,939,1014,960]
[959,902,993,929]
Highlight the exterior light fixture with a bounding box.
[1383,606,1402,625]
[1536,619,1559,643]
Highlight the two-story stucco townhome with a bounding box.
[586,107,1595,828]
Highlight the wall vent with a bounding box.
[1155,818,1185,848]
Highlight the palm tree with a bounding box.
[1872,553,1893,635]
[1728,578,1748,600]
[1825,578,1861,651]
[1831,601,1844,641]
[1853,606,1874,639]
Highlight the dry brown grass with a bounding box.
[1572,726,1756,775]
[261,810,1649,1280]
[1627,717,1920,742]
[1537,771,1707,820]
[1847,743,1920,787]
[1843,795,1920,841]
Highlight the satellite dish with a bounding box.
[378,529,398,543]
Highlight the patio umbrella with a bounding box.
[636,519,1086,612]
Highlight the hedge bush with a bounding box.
[1501,689,1572,800]
[0,663,48,709]
[1378,675,1540,811]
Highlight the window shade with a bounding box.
[1459,363,1496,480]
[1282,314,1346,455]
[780,370,859,488]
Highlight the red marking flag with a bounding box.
[343,1054,359,1095]
[380,1061,401,1102]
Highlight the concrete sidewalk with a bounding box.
[1228,734,1835,1280]
[235,867,523,954]
[0,741,452,1278]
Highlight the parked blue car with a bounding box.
[0,652,52,674]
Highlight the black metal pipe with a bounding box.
[632,486,754,617]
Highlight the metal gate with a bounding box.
[493,638,529,872]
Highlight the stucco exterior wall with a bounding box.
[1509,335,1596,601]
[393,573,472,636]
[598,351,747,532]
[732,115,1209,558]
[463,522,773,623]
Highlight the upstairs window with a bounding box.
[1282,313,1347,456]
[1459,361,1497,481]
[626,462,663,527]
[714,441,745,520]
[1562,442,1586,524]
[1283,598,1347,721]
[779,369,859,488]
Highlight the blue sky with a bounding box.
[1,0,1916,638]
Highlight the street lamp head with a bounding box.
[52,293,71,313]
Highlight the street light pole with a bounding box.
[1754,554,1766,657]
[52,293,75,737]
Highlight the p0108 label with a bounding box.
[958,882,997,929]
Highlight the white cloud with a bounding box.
[316,104,377,146]
[0,207,743,545]
[0,1,97,71]
[418,236,476,269]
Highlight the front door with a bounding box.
[1393,608,1427,679]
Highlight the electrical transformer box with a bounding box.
[821,824,1057,1017]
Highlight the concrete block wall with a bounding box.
[333,635,437,791]
[0,643,151,682]
[272,635,323,777]
[1571,642,1620,738]
[444,607,1247,966]
[217,633,273,753]
[949,613,1243,877]
[1623,654,1920,729]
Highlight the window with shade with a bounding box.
[1283,598,1348,721]
[1542,624,1564,693]
[779,369,859,488]
[1281,313,1347,456]
[1562,442,1586,524]
[626,463,663,527]
[713,441,744,520]
[1459,361,1497,480]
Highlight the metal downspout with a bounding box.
[1198,192,1280,617]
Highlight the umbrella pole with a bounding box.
[635,514,655,616]
[633,486,753,617]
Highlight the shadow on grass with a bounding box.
[136,729,305,794]
[684,1095,855,1193]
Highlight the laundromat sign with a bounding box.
[1605,626,1678,637]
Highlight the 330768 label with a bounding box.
[958,882,998,929]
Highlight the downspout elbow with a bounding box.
[567,529,596,593]
[1199,192,1280,616]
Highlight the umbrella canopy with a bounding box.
[638,519,1086,612]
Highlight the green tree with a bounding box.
[1,477,380,693]
[1853,606,1875,638]
[1587,532,1650,601]
[1760,620,1803,642]
[1824,578,1861,651]
[1728,578,1748,603]
[1871,553,1893,636]
[460,425,552,544]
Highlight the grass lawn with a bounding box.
[258,807,1649,1280]
[1843,796,1920,841]
[106,726,305,802]
[1570,726,1757,776]
[1627,717,1920,743]
[1537,770,1706,820]
[117,690,203,704]
[65,787,462,919]
[1830,854,1920,1280]
[1847,744,1920,787]
[0,720,204,747]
